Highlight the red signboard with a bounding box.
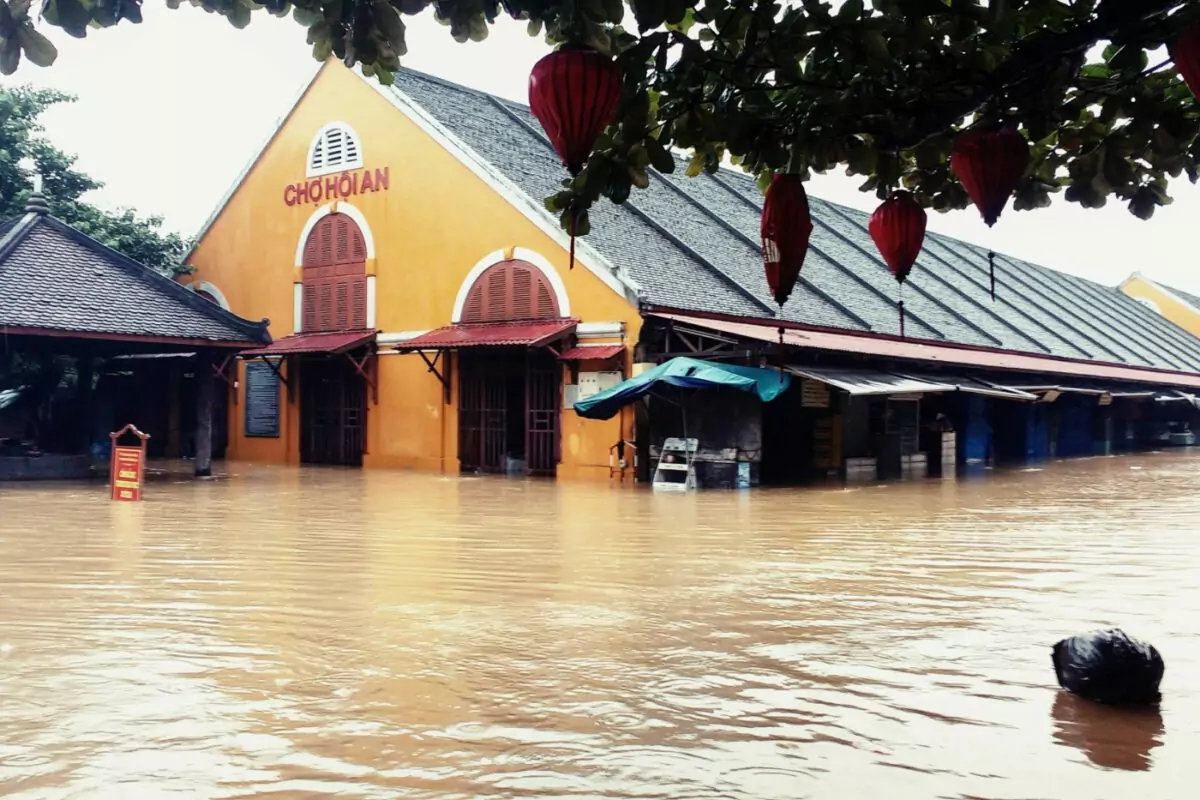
[109,424,150,502]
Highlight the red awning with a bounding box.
[240,330,376,357]
[558,345,625,361]
[395,319,577,350]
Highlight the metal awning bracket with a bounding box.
[344,348,379,404]
[417,349,452,404]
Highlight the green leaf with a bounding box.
[685,151,705,177]
[644,134,675,173]
[16,24,56,67]
[836,0,862,22]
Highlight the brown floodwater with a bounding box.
[1,452,1198,799]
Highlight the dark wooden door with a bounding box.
[300,357,365,466]
[526,352,560,477]
[458,353,510,474]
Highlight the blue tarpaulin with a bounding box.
[573,357,791,420]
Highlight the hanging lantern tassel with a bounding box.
[868,191,927,340]
[950,128,1028,302]
[568,210,577,271]
[987,249,996,300]
[777,327,786,384]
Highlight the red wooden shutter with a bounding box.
[300,213,369,332]
[351,277,367,329]
[303,284,318,331]
[460,260,561,324]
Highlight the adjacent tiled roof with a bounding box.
[391,70,1200,374]
[0,212,270,345]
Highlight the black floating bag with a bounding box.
[1052,628,1165,706]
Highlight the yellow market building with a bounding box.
[180,59,1200,484]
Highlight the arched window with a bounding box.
[460,260,561,323]
[307,122,364,178]
[301,213,368,331]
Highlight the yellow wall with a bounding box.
[185,60,640,480]
[1119,276,1200,338]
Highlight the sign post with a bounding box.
[109,424,150,502]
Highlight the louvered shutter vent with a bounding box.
[459,260,561,324]
[351,277,367,329]
[335,282,350,330]
[308,124,365,177]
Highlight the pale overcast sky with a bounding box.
[3,4,1198,293]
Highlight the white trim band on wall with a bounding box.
[293,282,304,333]
[577,321,625,339]
[366,275,377,329]
[450,246,571,323]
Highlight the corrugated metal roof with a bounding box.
[395,319,577,349]
[0,214,269,345]
[558,345,625,361]
[390,69,1200,375]
[240,329,375,356]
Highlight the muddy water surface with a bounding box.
[1,453,1198,799]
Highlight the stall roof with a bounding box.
[650,313,1200,391]
[394,319,577,350]
[574,357,790,420]
[786,366,950,396]
[240,330,375,357]
[896,372,1040,401]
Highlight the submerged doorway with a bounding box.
[300,355,367,466]
[458,349,560,477]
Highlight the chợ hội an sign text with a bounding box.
[284,167,390,206]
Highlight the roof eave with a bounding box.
[640,305,1200,388]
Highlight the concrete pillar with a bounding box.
[195,350,214,477]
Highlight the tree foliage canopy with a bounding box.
[0,85,190,274]
[4,0,1199,235]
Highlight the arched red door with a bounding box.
[456,259,563,477]
[298,213,369,466]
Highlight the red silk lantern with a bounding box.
[528,46,622,270]
[529,46,622,176]
[760,174,813,307]
[1173,25,1200,101]
[869,191,927,338]
[950,127,1029,300]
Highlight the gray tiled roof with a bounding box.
[391,69,1200,373]
[0,213,269,344]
